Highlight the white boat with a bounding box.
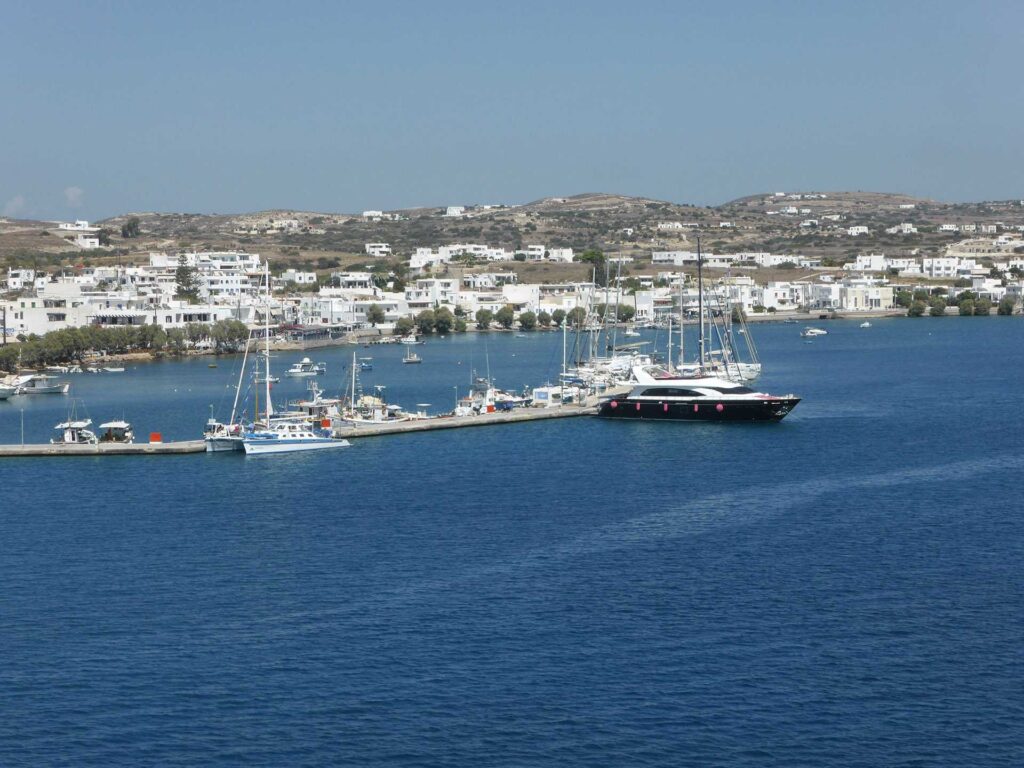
[52,418,97,444]
[242,420,349,454]
[399,335,423,345]
[800,327,828,337]
[102,367,125,373]
[18,374,70,395]
[359,357,373,371]
[0,383,16,400]
[98,420,135,443]
[860,321,872,328]
[622,326,642,338]
[284,357,326,377]
[402,348,422,364]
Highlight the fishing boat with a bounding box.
[359,357,373,371]
[102,367,125,373]
[98,420,134,443]
[800,327,828,337]
[859,321,872,328]
[399,335,423,345]
[622,325,642,338]
[52,418,98,444]
[17,374,70,395]
[285,357,326,377]
[402,347,422,364]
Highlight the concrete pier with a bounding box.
[0,440,206,457]
[335,404,596,438]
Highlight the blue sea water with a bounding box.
[1,319,1022,766]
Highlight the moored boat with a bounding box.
[52,418,98,444]
[285,357,326,377]
[597,365,799,422]
[18,374,70,395]
[242,420,349,454]
[98,420,135,443]
[801,327,828,337]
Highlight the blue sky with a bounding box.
[1,1,1021,220]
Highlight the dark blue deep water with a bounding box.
[1,319,1023,766]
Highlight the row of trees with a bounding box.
[382,304,600,336]
[0,319,250,372]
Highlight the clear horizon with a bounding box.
[2,1,1021,221]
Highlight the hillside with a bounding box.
[2,191,1022,281]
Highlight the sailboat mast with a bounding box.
[228,328,252,426]
[667,315,672,372]
[264,264,273,419]
[697,231,705,369]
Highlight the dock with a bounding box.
[335,404,596,438]
[0,440,206,457]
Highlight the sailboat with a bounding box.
[402,346,422,364]
[240,266,349,455]
[597,232,800,423]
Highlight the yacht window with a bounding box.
[640,387,704,397]
[701,386,755,394]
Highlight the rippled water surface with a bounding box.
[1,319,1022,766]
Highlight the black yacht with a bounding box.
[596,230,800,423]
[597,364,799,422]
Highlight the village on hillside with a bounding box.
[2,192,1024,356]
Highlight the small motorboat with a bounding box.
[359,357,373,371]
[52,418,97,445]
[98,420,135,443]
[18,374,70,395]
[285,357,327,377]
[800,327,828,337]
[859,321,872,328]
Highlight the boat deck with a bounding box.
[335,404,596,438]
[0,440,206,457]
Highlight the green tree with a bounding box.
[537,310,551,327]
[434,306,454,334]
[929,298,947,317]
[366,304,386,326]
[908,300,927,317]
[578,249,608,286]
[566,306,587,328]
[731,305,747,323]
[495,305,515,329]
[121,217,141,238]
[175,255,200,303]
[395,316,415,335]
[974,297,992,315]
[415,309,436,335]
[958,299,975,316]
[617,305,636,322]
[97,228,114,246]
[475,308,494,330]
[894,290,913,308]
[997,296,1016,315]
[454,317,468,332]
[912,289,931,302]
[518,311,537,330]
[551,308,566,327]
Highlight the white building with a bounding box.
[885,222,918,235]
[281,269,317,285]
[444,206,465,217]
[847,226,870,236]
[939,224,959,232]
[546,247,574,263]
[365,243,392,258]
